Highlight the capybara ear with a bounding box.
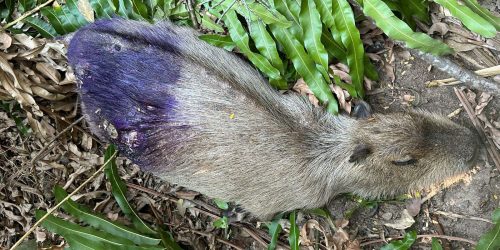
[352,100,373,119]
[349,144,372,162]
[68,19,188,171]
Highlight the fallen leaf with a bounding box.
[475,93,492,115]
[383,209,415,230]
[0,32,12,50]
[428,22,449,36]
[293,78,320,107]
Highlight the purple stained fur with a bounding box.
[68,19,187,170]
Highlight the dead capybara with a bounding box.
[67,19,478,219]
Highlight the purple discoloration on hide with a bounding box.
[68,19,189,170]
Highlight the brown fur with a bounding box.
[69,19,479,219]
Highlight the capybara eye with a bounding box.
[392,156,417,166]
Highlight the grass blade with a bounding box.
[65,0,91,26]
[321,27,347,61]
[332,0,365,97]
[433,0,496,38]
[198,34,236,51]
[244,1,292,28]
[200,14,225,32]
[398,0,430,29]
[64,235,104,250]
[53,3,82,33]
[54,185,161,246]
[158,227,183,250]
[224,10,281,80]
[314,0,334,28]
[362,0,453,55]
[24,17,58,38]
[115,0,143,19]
[300,0,329,74]
[35,210,137,247]
[288,211,300,250]
[104,144,157,235]
[265,213,284,250]
[431,238,443,250]
[41,7,67,35]
[248,19,285,76]
[462,0,500,31]
[364,55,379,80]
[381,230,417,250]
[270,24,338,114]
[476,208,500,250]
[89,0,117,19]
[5,0,14,21]
[18,0,36,13]
[273,0,303,40]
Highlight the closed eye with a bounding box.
[392,158,418,166]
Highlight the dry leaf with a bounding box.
[475,93,492,115]
[330,85,352,113]
[383,209,415,230]
[293,78,319,107]
[36,62,62,83]
[77,0,95,22]
[175,190,199,200]
[428,22,449,36]
[0,32,12,50]
[346,240,361,250]
[13,34,40,50]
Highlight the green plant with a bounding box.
[36,145,182,249]
[476,207,500,250]
[381,230,417,250]
[0,101,30,136]
[265,213,284,250]
[3,0,498,113]
[288,211,300,250]
[212,198,230,238]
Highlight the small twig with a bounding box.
[205,0,227,10]
[360,234,477,247]
[186,0,200,29]
[1,0,56,31]
[430,213,452,250]
[39,106,101,144]
[410,50,499,95]
[454,87,500,170]
[238,224,271,249]
[8,116,85,184]
[432,210,493,224]
[126,183,221,215]
[191,229,245,250]
[9,150,118,250]
[31,116,85,165]
[426,65,500,87]
[216,0,238,24]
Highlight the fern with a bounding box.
[2,0,498,113]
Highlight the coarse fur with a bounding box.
[68,19,479,219]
